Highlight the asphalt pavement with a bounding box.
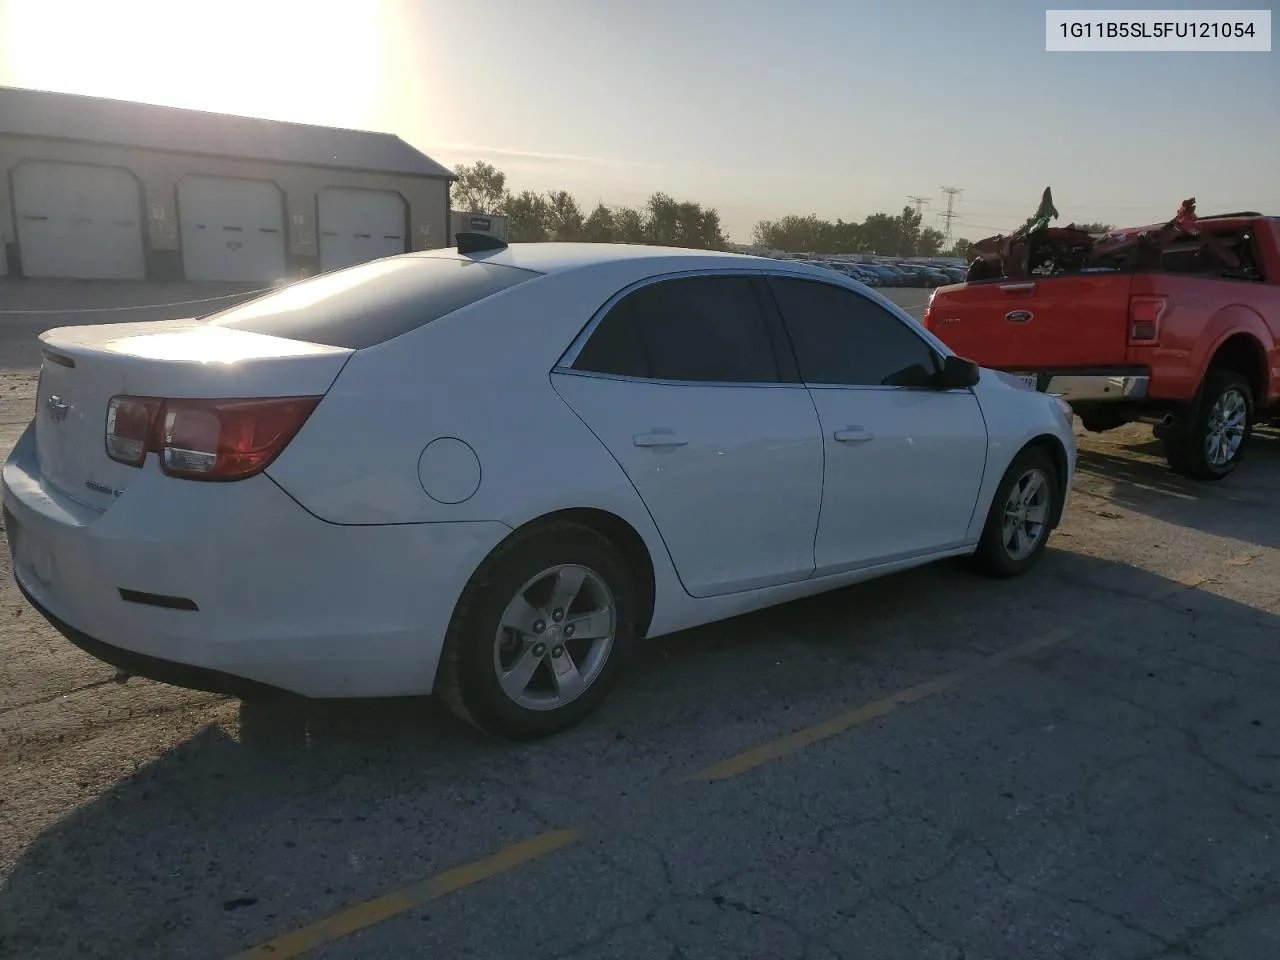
[0,280,1277,960]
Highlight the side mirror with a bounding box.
[938,355,981,389]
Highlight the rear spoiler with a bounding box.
[965,192,1241,281]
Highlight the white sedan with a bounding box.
[3,237,1076,740]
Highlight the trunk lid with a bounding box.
[924,273,1135,370]
[35,320,351,512]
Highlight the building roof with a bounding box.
[0,86,454,180]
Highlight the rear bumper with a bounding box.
[1046,373,1149,403]
[1003,368,1151,404]
[2,423,511,698]
[16,575,288,699]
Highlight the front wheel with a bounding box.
[1162,370,1253,481]
[435,521,638,741]
[972,447,1059,579]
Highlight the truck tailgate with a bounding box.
[924,273,1135,369]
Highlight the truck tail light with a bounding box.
[105,396,321,480]
[1128,295,1168,345]
[922,290,937,329]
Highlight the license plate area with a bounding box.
[1016,373,1040,391]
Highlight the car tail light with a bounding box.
[922,291,937,329]
[1128,295,1168,345]
[105,396,320,480]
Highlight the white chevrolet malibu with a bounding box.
[3,238,1076,740]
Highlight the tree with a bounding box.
[645,192,681,246]
[859,213,901,256]
[451,161,507,213]
[582,204,616,243]
[896,206,923,257]
[946,237,973,258]
[613,207,648,244]
[545,190,585,241]
[754,214,825,251]
[917,227,946,257]
[503,190,550,242]
[641,192,726,250]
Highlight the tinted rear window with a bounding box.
[202,256,540,349]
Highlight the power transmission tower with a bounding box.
[906,195,931,217]
[938,186,962,242]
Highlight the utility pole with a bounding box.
[906,195,931,217]
[938,186,963,242]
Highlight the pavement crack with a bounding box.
[873,892,964,958]
[973,837,1169,949]
[1131,880,1280,960]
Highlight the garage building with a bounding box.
[0,86,455,282]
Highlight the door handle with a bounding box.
[833,427,873,443]
[633,431,688,448]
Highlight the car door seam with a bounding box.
[546,371,696,600]
[965,389,993,540]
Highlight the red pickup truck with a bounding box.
[923,210,1280,480]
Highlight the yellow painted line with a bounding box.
[226,559,1226,954]
[695,627,1077,782]
[696,563,1214,783]
[227,829,581,959]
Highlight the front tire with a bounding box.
[436,521,638,741]
[972,446,1059,579]
[1162,370,1253,481]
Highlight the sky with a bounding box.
[1,0,1276,242]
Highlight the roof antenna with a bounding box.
[456,232,508,255]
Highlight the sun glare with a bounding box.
[1,0,392,129]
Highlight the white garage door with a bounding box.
[13,162,145,280]
[318,188,406,272]
[179,176,286,282]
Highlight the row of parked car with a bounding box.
[796,259,966,288]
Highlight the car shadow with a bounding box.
[1074,424,1280,550]
[1,549,1276,959]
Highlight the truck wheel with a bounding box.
[1163,370,1253,481]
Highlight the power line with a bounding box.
[938,186,963,242]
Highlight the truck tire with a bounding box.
[1162,370,1253,481]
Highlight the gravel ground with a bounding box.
[0,280,1277,960]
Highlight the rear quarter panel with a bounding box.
[1128,274,1280,402]
[265,257,750,634]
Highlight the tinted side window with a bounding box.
[572,299,648,378]
[767,277,938,387]
[575,275,779,383]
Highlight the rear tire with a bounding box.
[1162,370,1253,481]
[972,446,1059,579]
[435,521,637,741]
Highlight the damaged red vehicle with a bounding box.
[924,195,1280,480]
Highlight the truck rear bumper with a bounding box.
[1001,367,1151,404]
[1045,373,1149,403]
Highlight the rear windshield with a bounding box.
[202,256,540,349]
